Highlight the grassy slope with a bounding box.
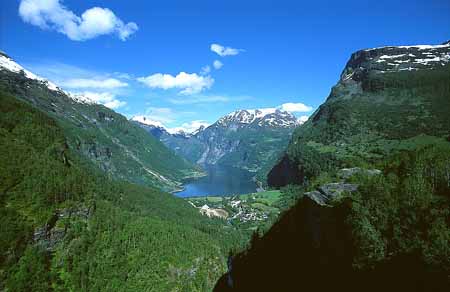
[0,91,243,291]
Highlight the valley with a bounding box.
[175,165,258,197]
[1,10,449,291]
[132,108,302,188]
[186,190,282,230]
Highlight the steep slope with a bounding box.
[268,41,450,187]
[214,41,450,291]
[0,52,201,191]
[132,116,208,166]
[215,147,450,291]
[134,108,301,183]
[0,91,244,291]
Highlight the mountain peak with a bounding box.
[0,51,60,92]
[131,116,165,128]
[217,108,297,128]
[341,41,450,82]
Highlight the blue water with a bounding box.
[174,165,257,197]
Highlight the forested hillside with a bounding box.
[216,146,450,291]
[0,52,202,192]
[268,44,450,187]
[216,42,450,291]
[0,92,244,291]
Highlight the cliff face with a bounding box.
[215,174,449,292]
[218,42,450,291]
[214,189,354,291]
[268,41,450,187]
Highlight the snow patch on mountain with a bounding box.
[365,42,450,52]
[217,108,298,128]
[0,51,123,108]
[0,52,60,91]
[131,115,165,128]
[131,116,207,137]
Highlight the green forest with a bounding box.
[0,92,246,291]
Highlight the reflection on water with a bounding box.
[174,165,257,197]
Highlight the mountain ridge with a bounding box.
[268,40,450,187]
[133,107,305,182]
[0,52,202,191]
[215,40,450,292]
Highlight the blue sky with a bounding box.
[1,0,450,131]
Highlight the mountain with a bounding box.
[215,149,450,291]
[133,108,303,183]
[214,41,450,291]
[268,41,450,187]
[0,90,245,291]
[0,52,202,192]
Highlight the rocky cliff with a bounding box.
[268,41,450,187]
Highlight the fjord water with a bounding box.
[175,165,257,197]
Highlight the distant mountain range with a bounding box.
[132,108,305,183]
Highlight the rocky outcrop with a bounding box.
[33,206,93,252]
[338,167,382,179]
[214,175,447,291]
[305,182,358,206]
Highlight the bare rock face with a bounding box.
[341,41,450,83]
[338,167,382,180]
[33,206,93,252]
[33,212,65,252]
[305,183,358,206]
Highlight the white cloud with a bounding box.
[210,43,243,57]
[166,120,210,134]
[131,115,210,134]
[72,91,126,109]
[279,102,313,113]
[142,107,176,124]
[61,78,128,89]
[18,0,138,41]
[298,115,309,124]
[104,99,127,109]
[131,115,165,128]
[137,72,214,95]
[201,65,211,75]
[213,60,223,69]
[168,95,230,105]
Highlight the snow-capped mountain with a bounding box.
[131,116,169,139]
[0,51,200,191]
[217,108,300,128]
[136,107,303,182]
[0,51,60,92]
[0,51,111,108]
[341,40,450,82]
[131,116,201,138]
